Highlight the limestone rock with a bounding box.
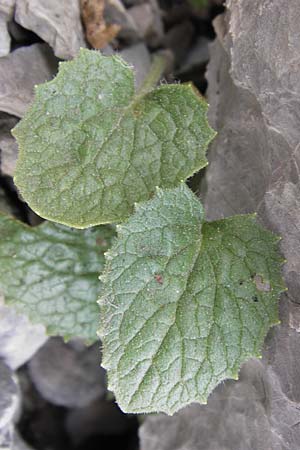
[128,0,164,47]
[0,0,15,57]
[0,360,19,429]
[140,1,300,448]
[104,0,139,43]
[0,295,47,370]
[227,0,300,150]
[15,0,86,60]
[0,17,11,57]
[140,356,300,450]
[0,359,20,449]
[0,113,18,176]
[28,337,106,408]
[0,44,58,118]
[177,36,209,75]
[119,43,151,89]
[163,21,195,66]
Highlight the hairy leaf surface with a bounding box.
[99,184,285,414]
[13,49,215,228]
[0,214,115,342]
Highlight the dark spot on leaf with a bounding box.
[96,238,107,247]
[252,295,258,302]
[239,280,244,285]
[155,274,163,285]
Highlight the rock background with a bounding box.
[0,1,221,449]
[140,1,300,449]
[1,0,299,449]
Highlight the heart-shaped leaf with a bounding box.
[99,184,285,414]
[13,49,215,228]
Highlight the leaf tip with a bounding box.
[96,329,101,338]
[99,272,106,282]
[104,250,114,261]
[133,201,144,212]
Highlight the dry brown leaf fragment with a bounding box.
[80,0,121,49]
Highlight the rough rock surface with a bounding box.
[163,21,195,67]
[0,113,18,176]
[177,36,209,75]
[140,302,300,450]
[119,43,151,89]
[15,0,86,60]
[0,43,58,118]
[28,337,107,408]
[0,294,47,370]
[140,1,300,449]
[0,0,15,57]
[104,0,139,43]
[0,359,20,449]
[140,359,295,450]
[128,0,164,47]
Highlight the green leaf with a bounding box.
[99,184,285,414]
[0,214,115,342]
[13,49,215,228]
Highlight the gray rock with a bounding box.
[15,0,86,60]
[100,45,114,56]
[119,43,151,89]
[0,360,19,429]
[177,36,210,75]
[104,0,139,43]
[227,0,300,150]
[141,1,300,449]
[0,295,47,370]
[203,1,300,305]
[287,301,300,333]
[163,21,195,67]
[0,359,20,449]
[0,43,58,118]
[0,0,15,57]
[7,21,34,45]
[0,113,18,176]
[140,356,300,450]
[203,3,300,445]
[0,0,15,17]
[0,17,11,58]
[128,0,164,48]
[28,337,106,408]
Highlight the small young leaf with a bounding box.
[99,184,285,414]
[0,214,115,343]
[13,49,215,228]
